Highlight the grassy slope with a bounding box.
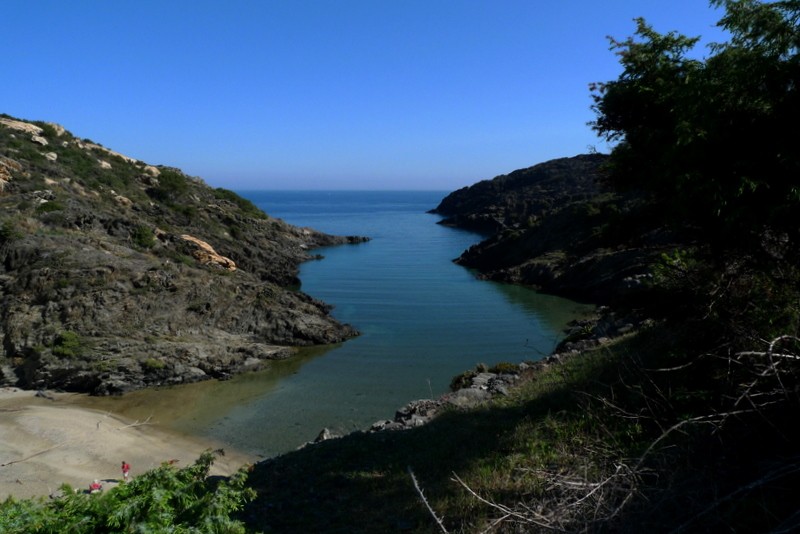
[241,346,626,533]
[240,320,800,533]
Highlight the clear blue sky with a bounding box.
[3,1,726,190]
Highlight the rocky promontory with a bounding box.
[431,153,682,303]
[0,115,367,395]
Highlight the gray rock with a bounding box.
[314,428,334,442]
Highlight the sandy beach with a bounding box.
[0,387,257,500]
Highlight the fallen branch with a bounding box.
[0,443,64,467]
[408,466,448,534]
[117,415,153,430]
[451,472,565,532]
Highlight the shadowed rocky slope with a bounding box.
[431,153,681,303]
[0,115,366,394]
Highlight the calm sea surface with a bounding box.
[80,191,591,458]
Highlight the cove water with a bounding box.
[80,191,591,458]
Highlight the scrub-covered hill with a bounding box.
[431,153,679,303]
[0,115,366,395]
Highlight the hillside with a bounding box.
[431,154,681,303]
[0,115,366,395]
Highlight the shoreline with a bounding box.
[0,387,256,500]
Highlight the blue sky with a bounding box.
[4,1,726,190]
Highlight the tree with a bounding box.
[591,0,800,256]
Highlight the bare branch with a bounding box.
[451,472,566,532]
[116,415,153,430]
[0,443,64,467]
[408,466,448,534]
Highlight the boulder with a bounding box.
[179,234,237,271]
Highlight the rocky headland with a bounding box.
[430,153,682,304]
[0,115,367,395]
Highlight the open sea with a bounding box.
[81,191,592,458]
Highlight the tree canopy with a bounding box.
[591,0,800,255]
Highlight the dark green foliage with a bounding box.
[32,122,58,139]
[0,451,255,533]
[34,201,65,214]
[449,369,477,391]
[591,0,800,254]
[131,225,155,249]
[147,169,188,203]
[52,331,82,359]
[213,188,267,219]
[0,220,23,244]
[2,135,46,163]
[589,0,800,349]
[488,362,519,374]
[142,357,165,370]
[172,203,198,219]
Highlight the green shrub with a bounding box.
[52,331,82,358]
[0,220,23,244]
[142,357,165,370]
[35,201,64,214]
[450,370,477,391]
[131,225,155,249]
[33,121,58,139]
[148,169,188,203]
[488,362,519,374]
[172,204,197,218]
[0,450,254,533]
[213,188,267,219]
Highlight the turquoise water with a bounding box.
[82,191,591,458]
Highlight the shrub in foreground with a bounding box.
[0,450,255,533]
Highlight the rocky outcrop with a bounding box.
[0,156,21,191]
[0,118,45,135]
[179,234,237,271]
[0,114,367,395]
[431,154,608,233]
[431,154,680,303]
[369,370,520,432]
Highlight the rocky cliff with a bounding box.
[0,115,367,394]
[431,153,680,303]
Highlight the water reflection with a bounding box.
[493,283,594,336]
[74,346,338,448]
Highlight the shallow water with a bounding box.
[80,191,592,458]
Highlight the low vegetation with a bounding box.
[0,451,254,533]
[238,324,799,532]
[51,331,83,359]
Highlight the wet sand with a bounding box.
[0,387,256,500]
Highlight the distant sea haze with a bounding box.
[82,191,590,458]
